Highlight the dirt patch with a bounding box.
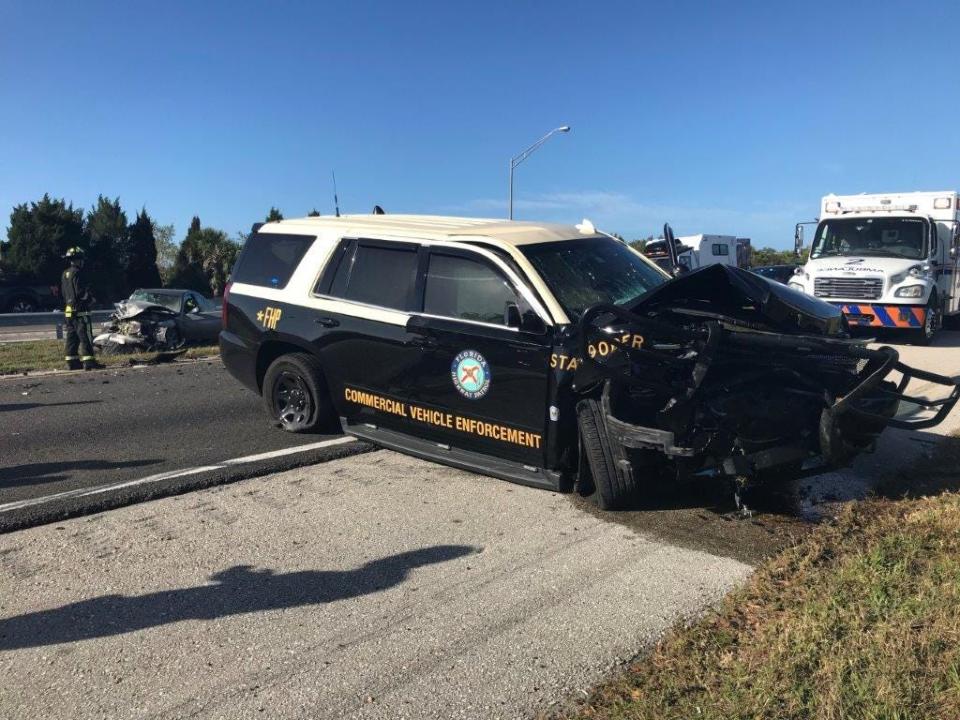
[570,475,814,566]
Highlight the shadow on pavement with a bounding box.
[0,400,102,413]
[0,545,476,651]
[0,458,164,488]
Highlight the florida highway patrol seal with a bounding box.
[451,350,491,399]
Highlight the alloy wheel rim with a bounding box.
[925,307,937,339]
[274,371,312,428]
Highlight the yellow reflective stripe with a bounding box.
[80,355,95,361]
[65,355,79,360]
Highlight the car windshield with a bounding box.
[129,290,181,311]
[520,237,668,321]
[811,217,929,260]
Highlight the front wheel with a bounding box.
[9,296,36,313]
[262,353,331,433]
[911,297,941,346]
[576,398,638,510]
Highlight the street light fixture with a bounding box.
[508,125,571,220]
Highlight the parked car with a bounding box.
[220,214,959,511]
[0,272,59,313]
[751,264,799,284]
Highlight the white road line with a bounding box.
[0,436,357,514]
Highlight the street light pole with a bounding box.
[508,125,570,220]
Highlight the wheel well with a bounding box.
[255,341,318,391]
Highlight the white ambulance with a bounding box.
[789,191,960,343]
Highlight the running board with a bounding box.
[341,418,561,491]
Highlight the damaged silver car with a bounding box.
[94,299,185,355]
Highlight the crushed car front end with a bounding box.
[564,264,959,507]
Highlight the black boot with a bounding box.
[66,359,82,371]
[83,359,105,371]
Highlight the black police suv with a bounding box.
[220,215,959,509]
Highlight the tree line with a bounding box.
[0,195,301,302]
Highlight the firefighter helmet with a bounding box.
[64,246,86,259]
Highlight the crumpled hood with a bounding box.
[626,264,846,336]
[113,300,178,320]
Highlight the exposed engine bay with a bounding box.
[573,265,960,507]
[93,300,186,356]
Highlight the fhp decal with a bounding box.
[451,349,491,399]
[257,306,283,330]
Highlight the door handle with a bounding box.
[315,316,339,328]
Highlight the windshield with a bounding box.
[520,238,668,320]
[811,217,929,260]
[129,290,181,311]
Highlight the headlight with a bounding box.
[895,285,925,298]
[788,281,805,293]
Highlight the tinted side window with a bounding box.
[340,243,418,311]
[712,243,729,256]
[424,253,520,325]
[232,233,314,289]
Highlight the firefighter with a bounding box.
[61,247,103,371]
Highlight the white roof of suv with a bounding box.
[262,214,599,247]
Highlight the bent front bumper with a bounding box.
[835,303,926,329]
[577,303,960,480]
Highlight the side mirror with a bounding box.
[505,302,522,329]
[794,224,804,257]
[520,311,546,335]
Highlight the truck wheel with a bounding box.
[9,296,36,313]
[576,398,636,510]
[263,353,331,433]
[912,296,941,346]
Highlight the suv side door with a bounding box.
[314,238,425,434]
[404,246,553,468]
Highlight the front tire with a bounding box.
[263,353,331,433]
[576,398,637,510]
[911,296,941,346]
[9,296,36,313]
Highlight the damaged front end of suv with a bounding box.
[568,264,960,509]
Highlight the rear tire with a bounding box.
[576,398,636,510]
[263,353,331,433]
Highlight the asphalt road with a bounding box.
[0,359,367,530]
[1,335,959,718]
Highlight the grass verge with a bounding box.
[0,339,219,375]
[556,438,960,720]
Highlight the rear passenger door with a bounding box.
[315,238,425,433]
[405,247,552,467]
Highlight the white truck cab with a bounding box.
[789,191,960,343]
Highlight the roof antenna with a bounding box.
[332,170,341,218]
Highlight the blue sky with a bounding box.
[2,1,958,248]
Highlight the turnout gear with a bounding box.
[61,255,99,370]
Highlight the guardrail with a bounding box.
[0,311,113,341]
